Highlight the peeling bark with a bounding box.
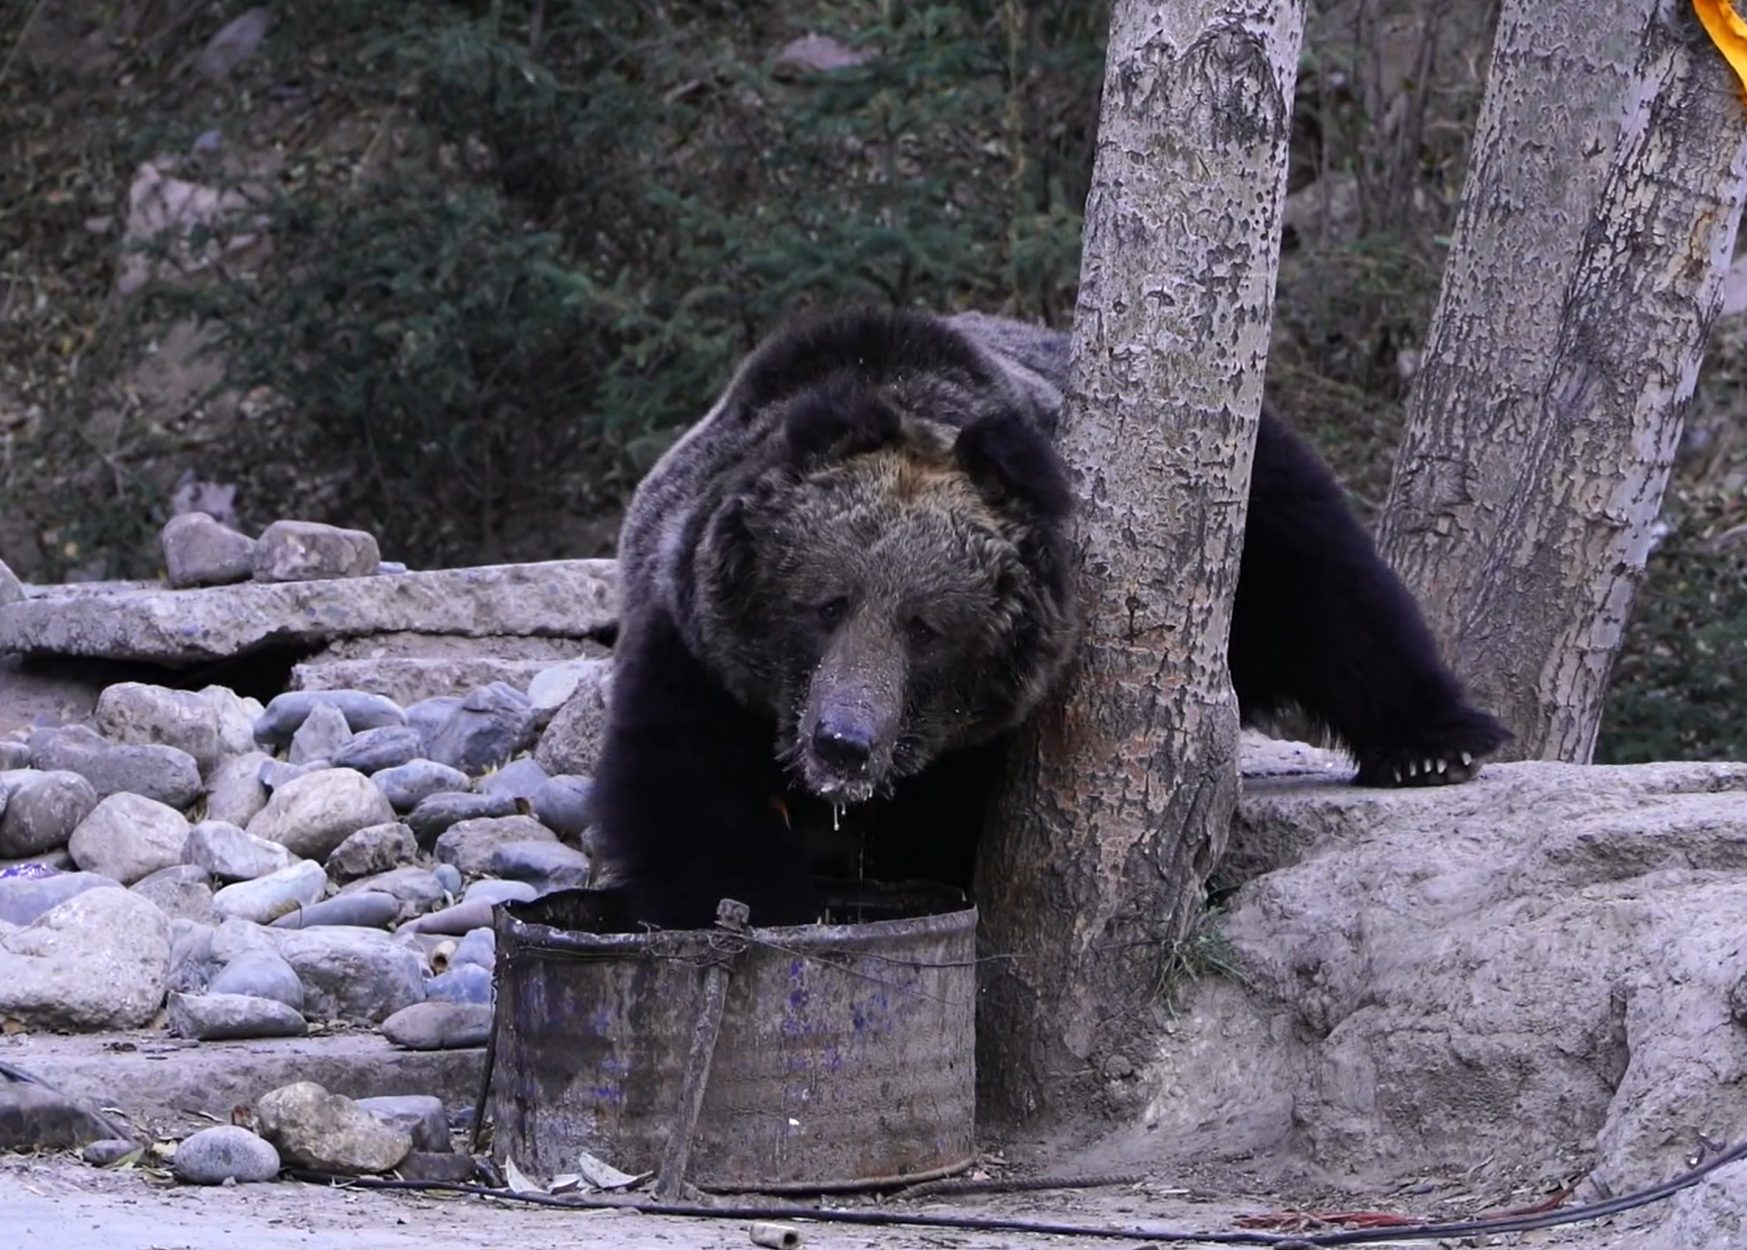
[975,0,1303,1125]
[1376,0,1747,763]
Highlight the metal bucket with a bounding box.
[485,882,977,1193]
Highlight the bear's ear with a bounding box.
[953,409,1073,521]
[784,373,903,470]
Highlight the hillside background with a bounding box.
[3,0,1745,763]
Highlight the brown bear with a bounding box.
[591,307,1509,929]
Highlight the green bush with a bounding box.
[1597,541,1747,764]
[149,0,1101,567]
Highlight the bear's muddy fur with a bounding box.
[592,307,1510,929]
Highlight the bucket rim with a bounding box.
[494,885,978,957]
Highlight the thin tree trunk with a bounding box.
[1375,0,1747,763]
[976,0,1303,1124]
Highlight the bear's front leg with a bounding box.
[591,604,820,928]
[1230,410,1511,786]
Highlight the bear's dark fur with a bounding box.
[592,307,1509,929]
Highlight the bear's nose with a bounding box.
[811,720,873,773]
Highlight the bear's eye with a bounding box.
[816,597,850,627]
[905,615,940,647]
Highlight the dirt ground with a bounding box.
[0,1145,1680,1250]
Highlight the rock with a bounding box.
[295,653,578,710]
[81,1138,142,1166]
[424,682,536,775]
[167,990,307,1040]
[449,926,494,970]
[0,559,618,665]
[183,819,295,882]
[531,773,594,838]
[1643,1165,1747,1250]
[462,878,537,907]
[431,863,462,895]
[433,814,556,876]
[258,758,322,790]
[198,686,264,760]
[192,7,271,84]
[288,701,353,767]
[476,757,549,801]
[0,887,171,1029]
[0,558,22,606]
[246,767,397,860]
[211,858,328,924]
[1153,752,1747,1196]
[338,866,446,909]
[332,726,423,774]
[424,963,492,1006]
[162,511,256,589]
[203,751,271,827]
[353,1094,449,1153]
[0,1063,134,1150]
[380,1001,492,1050]
[533,660,613,776]
[167,919,218,993]
[131,863,215,924]
[0,869,121,928]
[489,840,591,892]
[398,899,497,937]
[526,659,603,726]
[255,1080,412,1174]
[0,769,99,857]
[326,822,417,881]
[0,741,29,770]
[269,890,399,930]
[94,682,222,774]
[772,32,872,77]
[252,519,380,583]
[267,926,425,1023]
[397,1151,477,1182]
[29,724,202,808]
[404,791,516,845]
[208,947,303,1009]
[254,691,407,747]
[372,760,470,813]
[209,914,278,963]
[402,696,461,754]
[172,1123,281,1184]
[68,792,191,885]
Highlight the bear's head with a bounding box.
[691,368,1077,806]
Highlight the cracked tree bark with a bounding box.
[975,0,1303,1125]
[1375,0,1747,763]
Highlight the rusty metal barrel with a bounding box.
[485,883,977,1193]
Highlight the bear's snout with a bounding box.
[796,628,905,804]
[811,715,874,774]
[797,692,895,803]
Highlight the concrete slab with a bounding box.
[0,560,618,665]
[0,1029,485,1135]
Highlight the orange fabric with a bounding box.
[1695,0,1747,99]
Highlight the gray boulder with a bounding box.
[252,519,380,583]
[245,767,396,860]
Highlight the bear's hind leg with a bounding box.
[1231,410,1511,787]
[591,604,819,928]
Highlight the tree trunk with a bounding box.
[1375,0,1747,763]
[975,0,1303,1124]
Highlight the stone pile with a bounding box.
[0,515,626,1181]
[0,671,611,1041]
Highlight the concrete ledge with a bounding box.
[0,560,618,665]
[1,1030,486,1134]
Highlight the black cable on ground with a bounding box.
[284,1133,1747,1247]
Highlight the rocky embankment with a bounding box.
[0,513,614,1181]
